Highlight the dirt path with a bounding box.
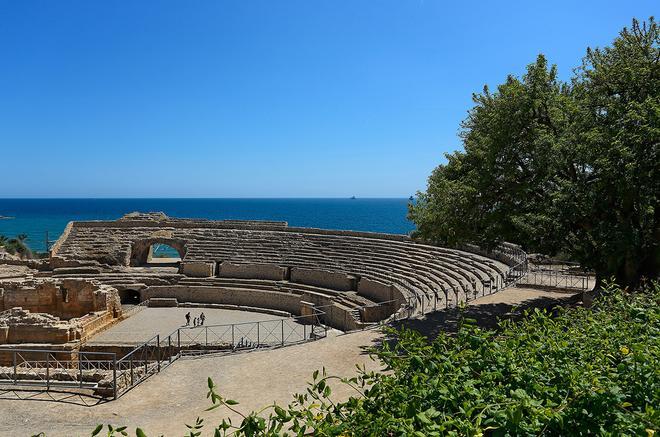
[0,330,382,436]
[0,286,580,436]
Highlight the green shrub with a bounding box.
[93,281,659,436]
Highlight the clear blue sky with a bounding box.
[0,1,655,198]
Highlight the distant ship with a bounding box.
[0,216,14,220]
[350,196,356,200]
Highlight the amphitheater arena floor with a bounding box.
[89,307,292,345]
[0,287,579,436]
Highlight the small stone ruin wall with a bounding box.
[0,308,81,344]
[0,279,121,320]
[0,279,122,348]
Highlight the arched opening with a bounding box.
[130,238,186,267]
[147,243,182,265]
[119,289,141,305]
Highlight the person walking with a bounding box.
[185,312,191,326]
[200,312,205,326]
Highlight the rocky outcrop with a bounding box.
[0,307,81,344]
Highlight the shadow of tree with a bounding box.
[0,387,107,407]
[364,292,583,353]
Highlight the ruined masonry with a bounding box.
[0,212,523,397]
[45,212,518,330]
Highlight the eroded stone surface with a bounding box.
[50,212,511,318]
[0,278,122,353]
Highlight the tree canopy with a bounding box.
[409,18,659,286]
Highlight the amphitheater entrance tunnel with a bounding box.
[119,289,141,305]
[130,239,186,267]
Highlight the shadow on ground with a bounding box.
[0,387,107,407]
[365,292,583,353]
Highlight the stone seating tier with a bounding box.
[51,213,514,321]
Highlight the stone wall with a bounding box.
[357,278,393,302]
[141,285,362,331]
[0,279,121,320]
[218,262,287,281]
[0,308,81,344]
[142,285,302,314]
[180,262,215,278]
[360,302,395,323]
[0,278,122,349]
[290,268,357,291]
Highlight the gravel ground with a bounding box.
[89,307,292,345]
[0,287,580,436]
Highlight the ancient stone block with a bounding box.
[298,300,317,325]
[218,262,287,281]
[180,262,215,278]
[290,268,356,291]
[148,298,179,308]
[357,278,394,303]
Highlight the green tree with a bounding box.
[560,18,660,285]
[410,18,659,286]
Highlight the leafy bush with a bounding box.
[0,233,33,258]
[93,281,659,436]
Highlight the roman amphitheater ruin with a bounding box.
[0,212,529,399]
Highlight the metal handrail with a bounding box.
[0,347,115,356]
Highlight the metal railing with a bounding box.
[175,316,327,355]
[518,270,592,291]
[0,308,328,400]
[2,245,598,401]
[120,299,150,319]
[0,349,117,394]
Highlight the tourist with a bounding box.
[200,312,205,325]
[185,312,191,326]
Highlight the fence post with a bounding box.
[157,335,161,372]
[231,324,235,347]
[257,322,260,347]
[205,326,208,347]
[168,335,172,364]
[79,354,83,388]
[130,356,134,385]
[46,352,50,391]
[177,329,181,357]
[303,323,307,341]
[113,354,117,400]
[12,351,16,384]
[281,319,285,346]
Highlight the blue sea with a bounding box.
[0,199,415,252]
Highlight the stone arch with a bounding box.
[119,289,142,304]
[129,238,187,267]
